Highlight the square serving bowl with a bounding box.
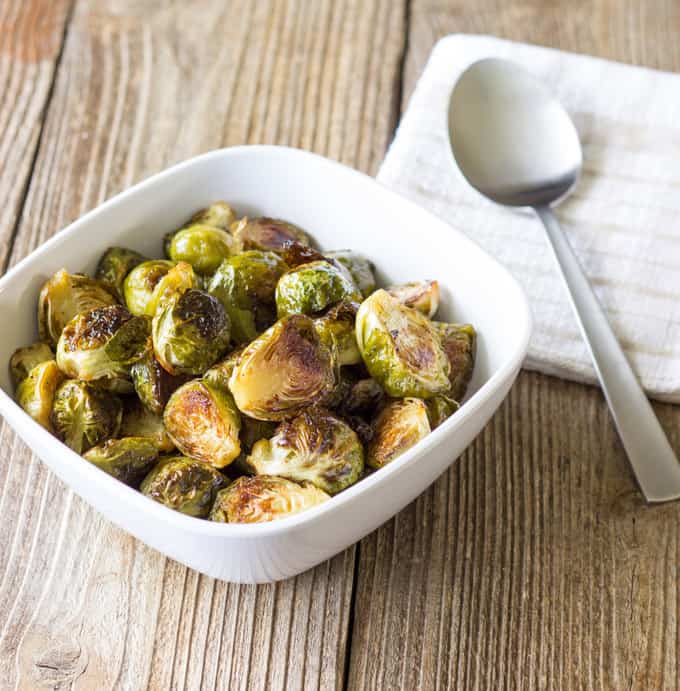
[0,146,530,583]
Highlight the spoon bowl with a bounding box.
[447,57,680,503]
[448,58,582,207]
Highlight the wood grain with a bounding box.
[0,0,72,270]
[0,1,405,689]
[348,2,680,689]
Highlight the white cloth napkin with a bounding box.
[378,35,680,403]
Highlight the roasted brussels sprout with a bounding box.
[152,289,231,375]
[10,342,54,387]
[166,224,239,275]
[426,395,459,429]
[337,377,385,418]
[120,397,176,452]
[247,408,364,494]
[208,251,288,343]
[278,241,326,268]
[95,247,147,300]
[164,379,241,468]
[355,289,450,399]
[186,201,236,230]
[56,305,149,392]
[229,314,336,420]
[367,397,431,469]
[51,380,122,453]
[209,475,329,523]
[434,322,476,402]
[276,260,362,318]
[202,348,243,391]
[38,269,118,347]
[313,302,361,366]
[231,217,310,253]
[15,360,64,430]
[140,455,227,517]
[387,280,440,318]
[326,250,376,298]
[239,416,277,454]
[123,260,175,316]
[83,437,159,485]
[130,349,188,414]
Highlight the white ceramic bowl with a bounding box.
[0,146,531,583]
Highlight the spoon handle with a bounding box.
[534,205,680,503]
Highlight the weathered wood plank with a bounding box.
[348,2,680,689]
[0,1,406,689]
[0,0,72,269]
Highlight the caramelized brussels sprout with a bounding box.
[278,241,326,268]
[209,475,329,523]
[51,380,122,453]
[326,250,376,298]
[314,302,361,366]
[140,455,227,517]
[337,377,385,418]
[83,437,159,485]
[120,397,176,452]
[16,360,64,430]
[229,314,336,420]
[152,289,231,375]
[426,395,459,429]
[123,260,175,316]
[367,397,431,469]
[231,217,310,253]
[247,408,364,494]
[355,289,450,399]
[130,349,188,415]
[434,322,476,402]
[208,251,288,343]
[10,342,54,387]
[38,269,118,347]
[164,379,241,468]
[276,260,362,318]
[387,280,440,318]
[95,247,147,300]
[56,305,149,393]
[166,224,239,275]
[186,201,236,230]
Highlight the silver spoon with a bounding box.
[447,57,680,503]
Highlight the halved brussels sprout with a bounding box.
[166,224,239,275]
[10,342,54,387]
[186,201,236,230]
[314,302,361,366]
[209,475,329,523]
[56,305,150,393]
[140,455,227,517]
[163,379,241,468]
[434,322,476,402]
[208,251,288,344]
[38,269,118,347]
[326,250,376,298]
[152,289,231,375]
[51,380,123,453]
[16,360,64,430]
[337,377,385,418]
[367,397,431,469]
[231,217,310,253]
[355,289,450,399]
[276,260,362,318]
[229,314,336,420]
[247,407,364,494]
[123,260,175,316]
[426,395,459,429]
[130,349,188,414]
[120,397,176,452]
[95,247,147,300]
[387,280,440,318]
[83,437,159,485]
[202,348,243,391]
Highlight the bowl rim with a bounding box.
[0,145,532,537]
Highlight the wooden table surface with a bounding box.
[1,1,679,689]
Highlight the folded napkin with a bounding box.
[378,35,680,403]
